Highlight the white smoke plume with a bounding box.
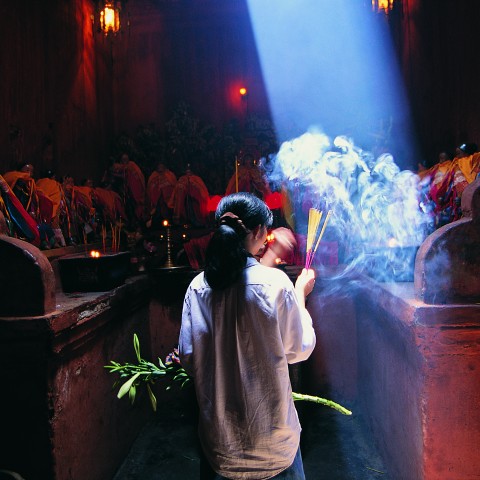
[267,128,431,282]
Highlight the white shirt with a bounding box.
[179,257,316,480]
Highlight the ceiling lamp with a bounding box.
[372,0,394,14]
[99,1,122,36]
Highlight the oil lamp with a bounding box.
[95,1,124,36]
[162,220,176,268]
[371,0,395,14]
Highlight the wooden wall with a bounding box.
[0,0,114,182]
[1,0,480,182]
[397,0,480,165]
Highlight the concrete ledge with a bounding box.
[356,277,480,480]
[0,275,152,480]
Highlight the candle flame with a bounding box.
[90,250,101,258]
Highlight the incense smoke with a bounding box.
[266,128,432,282]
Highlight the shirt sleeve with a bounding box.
[178,287,195,377]
[278,288,316,364]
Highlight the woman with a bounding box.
[179,192,316,480]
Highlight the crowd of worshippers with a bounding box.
[0,150,273,250]
[418,142,480,228]
[2,141,478,251]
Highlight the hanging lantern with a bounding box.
[99,1,122,36]
[371,0,394,14]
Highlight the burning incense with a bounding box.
[305,208,332,269]
[235,157,239,193]
[305,208,322,268]
[83,229,88,256]
[102,225,107,254]
[110,222,119,253]
[308,210,332,268]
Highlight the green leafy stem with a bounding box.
[105,334,352,416]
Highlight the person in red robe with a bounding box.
[111,153,146,228]
[146,162,177,226]
[169,165,210,227]
[225,153,272,200]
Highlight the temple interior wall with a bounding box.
[1,256,479,479]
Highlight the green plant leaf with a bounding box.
[146,384,157,412]
[129,384,137,404]
[291,392,352,416]
[117,372,141,399]
[133,333,141,362]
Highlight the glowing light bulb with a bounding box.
[239,87,247,96]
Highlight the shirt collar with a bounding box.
[245,256,260,269]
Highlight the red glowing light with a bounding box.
[265,192,282,210]
[207,194,223,212]
[239,87,247,96]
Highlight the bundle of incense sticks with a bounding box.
[305,208,332,269]
[110,222,121,253]
[101,224,107,254]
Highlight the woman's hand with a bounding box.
[295,268,316,306]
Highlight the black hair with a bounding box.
[204,192,273,290]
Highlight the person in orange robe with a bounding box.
[420,144,480,227]
[0,173,40,246]
[169,165,210,227]
[111,153,146,228]
[4,163,54,248]
[146,162,177,226]
[36,170,67,247]
[73,182,97,242]
[62,175,95,244]
[94,185,127,224]
[3,164,39,216]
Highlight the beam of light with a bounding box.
[247,0,430,283]
[246,0,416,166]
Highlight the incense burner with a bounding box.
[58,251,131,292]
